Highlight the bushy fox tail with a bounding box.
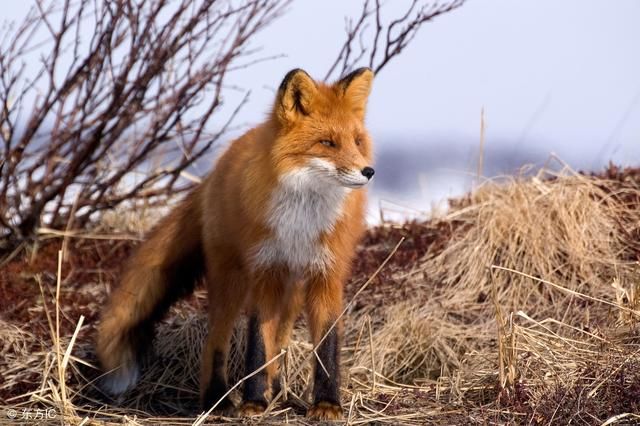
[97,189,205,395]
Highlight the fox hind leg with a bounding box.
[200,265,248,413]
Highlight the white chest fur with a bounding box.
[250,167,348,274]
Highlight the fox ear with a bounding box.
[339,67,374,120]
[276,69,318,124]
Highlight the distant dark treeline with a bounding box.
[373,139,552,192]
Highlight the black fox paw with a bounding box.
[307,401,342,421]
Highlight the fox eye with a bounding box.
[355,137,362,146]
[320,140,336,148]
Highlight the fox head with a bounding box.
[270,68,375,189]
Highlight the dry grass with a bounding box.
[1,165,640,425]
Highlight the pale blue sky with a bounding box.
[3,1,640,216]
[226,0,640,165]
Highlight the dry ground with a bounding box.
[1,165,640,425]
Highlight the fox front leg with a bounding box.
[305,274,344,421]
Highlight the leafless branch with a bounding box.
[325,0,466,80]
[0,0,289,251]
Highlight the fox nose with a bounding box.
[361,167,375,180]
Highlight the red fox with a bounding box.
[96,68,375,420]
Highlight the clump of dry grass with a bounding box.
[425,170,638,315]
[2,166,640,425]
[0,320,37,394]
[411,167,640,420]
[348,301,481,385]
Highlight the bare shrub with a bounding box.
[0,0,289,250]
